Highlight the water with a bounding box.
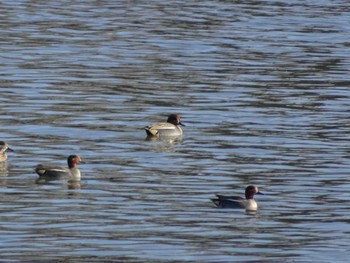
[0,0,349,261]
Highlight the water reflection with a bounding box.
[35,179,81,192]
[34,176,82,190]
[145,135,182,143]
[67,181,81,190]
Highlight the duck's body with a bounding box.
[35,165,81,181]
[35,155,81,182]
[145,114,184,137]
[212,185,263,211]
[0,141,13,162]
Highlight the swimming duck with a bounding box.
[212,185,263,210]
[0,141,13,162]
[145,114,185,137]
[35,155,82,182]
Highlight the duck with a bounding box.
[211,185,263,211]
[145,114,185,137]
[35,155,82,182]
[0,141,13,162]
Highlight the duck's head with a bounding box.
[245,185,263,199]
[67,155,82,168]
[167,114,185,126]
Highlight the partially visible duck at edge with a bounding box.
[211,185,263,211]
[35,154,82,182]
[0,141,13,162]
[145,114,185,137]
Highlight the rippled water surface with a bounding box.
[1,0,350,261]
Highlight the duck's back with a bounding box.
[35,164,69,179]
[145,122,182,136]
[212,195,246,208]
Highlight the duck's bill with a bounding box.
[6,147,14,152]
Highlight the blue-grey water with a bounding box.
[0,0,350,262]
